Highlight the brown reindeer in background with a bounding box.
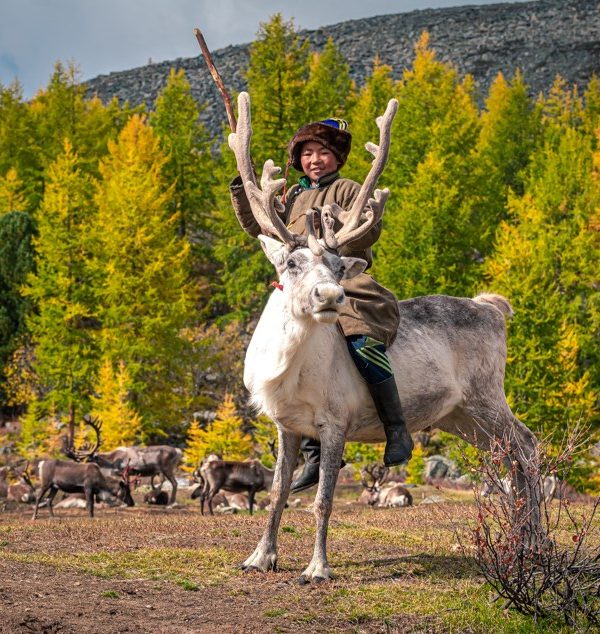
[359,464,413,508]
[196,457,275,516]
[32,459,134,518]
[64,416,182,504]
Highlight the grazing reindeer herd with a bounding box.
[0,89,556,588]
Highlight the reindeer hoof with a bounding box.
[313,575,327,584]
[297,575,309,585]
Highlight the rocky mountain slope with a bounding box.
[85,0,600,136]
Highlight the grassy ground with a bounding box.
[0,484,597,633]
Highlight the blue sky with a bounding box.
[1,0,533,99]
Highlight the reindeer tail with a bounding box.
[472,293,514,319]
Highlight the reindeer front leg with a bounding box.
[299,426,345,584]
[242,427,301,572]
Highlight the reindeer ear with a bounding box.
[340,256,368,280]
[258,235,287,268]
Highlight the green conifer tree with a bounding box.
[344,60,396,184]
[150,69,214,247]
[0,168,27,216]
[183,394,253,467]
[486,127,599,451]
[474,71,543,253]
[0,210,35,405]
[208,14,313,319]
[23,141,97,425]
[373,34,482,297]
[302,38,355,123]
[0,81,40,210]
[90,359,143,450]
[92,114,193,434]
[28,62,137,205]
[246,13,311,166]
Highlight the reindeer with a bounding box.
[197,458,275,516]
[225,91,541,583]
[64,417,183,504]
[359,464,413,508]
[7,464,36,504]
[32,459,134,519]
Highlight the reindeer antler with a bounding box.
[62,415,102,462]
[228,92,310,252]
[360,464,378,492]
[229,93,397,256]
[322,99,398,251]
[360,463,389,491]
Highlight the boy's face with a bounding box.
[300,141,339,184]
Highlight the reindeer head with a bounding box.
[228,92,397,324]
[360,463,390,506]
[259,235,366,323]
[117,460,135,507]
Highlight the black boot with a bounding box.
[290,437,321,493]
[368,377,414,466]
[290,437,346,494]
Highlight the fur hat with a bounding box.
[288,118,352,172]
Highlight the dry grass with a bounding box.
[1,484,597,633]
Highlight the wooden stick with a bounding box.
[194,28,237,132]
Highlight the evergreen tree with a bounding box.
[302,38,355,124]
[0,81,40,210]
[209,19,307,319]
[150,69,214,249]
[373,34,482,297]
[0,210,35,405]
[208,143,273,320]
[28,62,137,204]
[386,33,480,189]
[344,60,396,184]
[246,13,311,166]
[92,114,193,434]
[486,127,599,449]
[90,359,143,450]
[17,397,62,459]
[250,416,278,468]
[478,71,541,197]
[583,75,600,139]
[0,168,27,216]
[183,394,253,467]
[23,141,97,424]
[474,71,543,250]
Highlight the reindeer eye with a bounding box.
[287,259,296,269]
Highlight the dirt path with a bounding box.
[0,487,527,633]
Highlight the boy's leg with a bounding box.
[291,335,413,493]
[347,335,413,466]
[290,436,322,493]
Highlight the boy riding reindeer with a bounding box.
[230,107,414,493]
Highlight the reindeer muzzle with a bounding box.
[311,283,344,323]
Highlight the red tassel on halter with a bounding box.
[270,281,284,291]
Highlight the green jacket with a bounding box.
[230,172,400,348]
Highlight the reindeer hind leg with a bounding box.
[46,486,59,518]
[441,400,543,540]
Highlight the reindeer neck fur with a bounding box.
[245,289,359,433]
